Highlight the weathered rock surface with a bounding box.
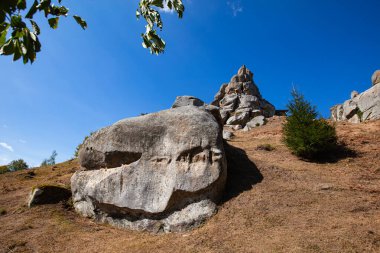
[372,70,380,86]
[212,65,275,128]
[243,116,266,131]
[71,106,227,233]
[222,130,234,140]
[28,185,71,208]
[172,96,205,108]
[331,83,380,123]
[351,90,359,99]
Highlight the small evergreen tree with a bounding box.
[41,150,57,166]
[7,159,28,172]
[283,89,338,160]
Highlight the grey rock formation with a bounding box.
[243,116,266,131]
[372,70,380,86]
[331,83,380,123]
[71,106,227,233]
[212,65,275,128]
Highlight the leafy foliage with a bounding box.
[0,165,8,174]
[137,0,185,54]
[7,159,29,172]
[41,150,57,166]
[283,89,338,160]
[0,0,87,64]
[0,0,184,63]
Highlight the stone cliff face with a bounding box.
[331,71,380,123]
[211,65,275,130]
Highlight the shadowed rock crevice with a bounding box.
[104,151,142,168]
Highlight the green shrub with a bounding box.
[283,89,338,160]
[0,165,8,174]
[7,159,29,172]
[256,144,275,151]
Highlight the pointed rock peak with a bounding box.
[372,70,380,86]
[237,65,253,80]
[238,65,247,75]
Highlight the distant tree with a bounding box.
[7,159,29,172]
[41,150,57,166]
[0,165,9,174]
[283,89,338,160]
[0,0,184,64]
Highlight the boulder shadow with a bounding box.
[221,142,263,204]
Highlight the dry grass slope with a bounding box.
[0,117,379,253]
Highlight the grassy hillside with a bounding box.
[1,118,379,253]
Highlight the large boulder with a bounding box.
[71,106,227,233]
[330,83,380,123]
[211,65,275,129]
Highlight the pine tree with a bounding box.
[283,89,338,160]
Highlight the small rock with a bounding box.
[233,125,242,131]
[223,130,234,140]
[317,183,334,191]
[244,115,266,131]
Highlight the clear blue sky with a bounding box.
[1,0,379,167]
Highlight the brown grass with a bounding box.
[0,118,379,253]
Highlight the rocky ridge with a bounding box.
[331,70,380,123]
[211,65,275,131]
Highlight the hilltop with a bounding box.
[0,117,379,253]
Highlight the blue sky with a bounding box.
[1,0,379,166]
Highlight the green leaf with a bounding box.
[25,0,39,19]
[10,15,24,28]
[17,0,27,10]
[73,15,87,30]
[30,20,40,35]
[0,31,7,46]
[51,6,69,16]
[151,0,164,8]
[13,39,22,61]
[48,17,59,29]
[0,39,15,55]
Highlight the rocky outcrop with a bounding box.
[71,106,227,233]
[331,83,380,123]
[212,65,275,129]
